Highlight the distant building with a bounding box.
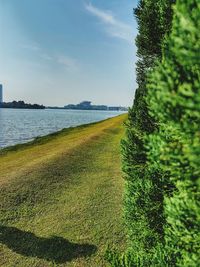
[64,101,128,111]
[0,84,3,103]
[108,106,121,111]
[79,101,92,108]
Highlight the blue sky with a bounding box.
[0,0,138,106]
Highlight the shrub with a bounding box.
[120,0,175,264]
[146,0,200,265]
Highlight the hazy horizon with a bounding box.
[0,0,138,107]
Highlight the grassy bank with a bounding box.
[0,114,127,267]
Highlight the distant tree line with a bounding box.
[106,0,199,266]
[0,101,45,109]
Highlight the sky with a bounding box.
[0,0,138,107]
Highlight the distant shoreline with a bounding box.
[0,107,126,111]
[47,107,126,111]
[0,101,45,109]
[0,100,128,111]
[0,107,45,110]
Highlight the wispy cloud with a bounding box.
[20,42,79,72]
[85,2,133,42]
[20,42,41,51]
[40,53,53,61]
[41,53,79,72]
[56,55,79,71]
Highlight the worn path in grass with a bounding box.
[0,114,127,267]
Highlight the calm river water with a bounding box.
[0,108,124,148]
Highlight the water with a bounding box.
[0,108,124,148]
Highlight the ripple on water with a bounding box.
[0,109,124,148]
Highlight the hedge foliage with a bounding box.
[107,0,199,266]
[120,0,174,262]
[147,0,200,265]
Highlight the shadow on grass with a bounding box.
[0,225,97,263]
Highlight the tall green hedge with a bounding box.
[120,0,174,261]
[107,0,199,266]
[147,0,200,265]
[106,0,174,265]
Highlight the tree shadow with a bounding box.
[0,225,97,264]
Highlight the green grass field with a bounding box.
[0,114,127,267]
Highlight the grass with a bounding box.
[0,114,127,267]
